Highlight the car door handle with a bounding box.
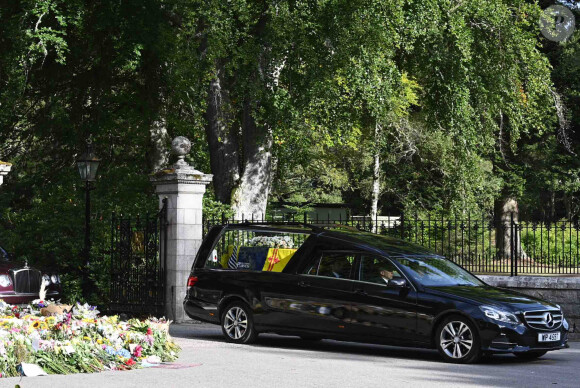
[355,289,367,296]
[298,281,310,288]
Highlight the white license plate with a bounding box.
[538,332,560,342]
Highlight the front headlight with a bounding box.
[480,305,520,324]
[0,275,12,288]
[42,274,51,284]
[50,274,59,284]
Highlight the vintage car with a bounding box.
[184,224,569,363]
[0,245,61,304]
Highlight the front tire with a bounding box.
[436,315,482,364]
[221,301,258,344]
[514,351,547,360]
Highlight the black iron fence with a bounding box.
[204,213,580,276]
[110,199,168,315]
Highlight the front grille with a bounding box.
[10,269,42,294]
[523,310,563,331]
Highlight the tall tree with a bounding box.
[174,0,290,218]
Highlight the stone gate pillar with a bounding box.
[150,137,212,322]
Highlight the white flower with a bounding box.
[247,235,295,248]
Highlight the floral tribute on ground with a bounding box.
[0,300,179,377]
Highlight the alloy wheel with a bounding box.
[439,320,474,359]
[223,306,248,340]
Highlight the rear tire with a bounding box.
[513,351,547,360]
[435,315,482,364]
[220,301,258,344]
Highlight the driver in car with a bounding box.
[378,267,402,284]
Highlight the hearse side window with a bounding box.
[359,255,403,286]
[204,229,309,272]
[303,252,355,279]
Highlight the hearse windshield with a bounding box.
[394,256,483,287]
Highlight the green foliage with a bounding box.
[520,220,580,266]
[271,0,560,217]
[0,0,578,303]
[393,216,580,270]
[203,191,234,221]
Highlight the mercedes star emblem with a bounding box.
[544,312,554,328]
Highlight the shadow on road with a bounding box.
[170,323,555,366]
[168,324,579,387]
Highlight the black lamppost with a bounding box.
[76,139,101,300]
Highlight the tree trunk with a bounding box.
[370,122,381,232]
[143,50,170,173]
[550,190,556,222]
[148,114,170,173]
[205,63,240,204]
[494,197,527,260]
[228,7,274,219]
[563,193,572,220]
[203,6,275,216]
[231,99,273,219]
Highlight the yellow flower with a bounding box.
[46,316,57,326]
[97,339,103,344]
[27,321,42,333]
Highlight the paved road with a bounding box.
[2,323,580,388]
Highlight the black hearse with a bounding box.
[184,224,569,363]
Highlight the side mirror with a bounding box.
[388,278,407,288]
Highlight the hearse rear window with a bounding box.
[204,229,310,272]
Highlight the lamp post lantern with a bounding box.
[76,139,100,300]
[0,162,11,187]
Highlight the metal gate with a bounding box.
[204,212,580,276]
[110,199,167,316]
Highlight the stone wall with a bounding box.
[479,275,580,340]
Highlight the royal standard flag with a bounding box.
[262,248,297,272]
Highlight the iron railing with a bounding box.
[204,213,580,276]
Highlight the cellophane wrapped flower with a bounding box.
[0,299,180,377]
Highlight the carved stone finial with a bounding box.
[171,136,192,169]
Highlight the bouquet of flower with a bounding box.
[0,300,180,378]
[247,235,295,248]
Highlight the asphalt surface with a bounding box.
[2,323,580,388]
